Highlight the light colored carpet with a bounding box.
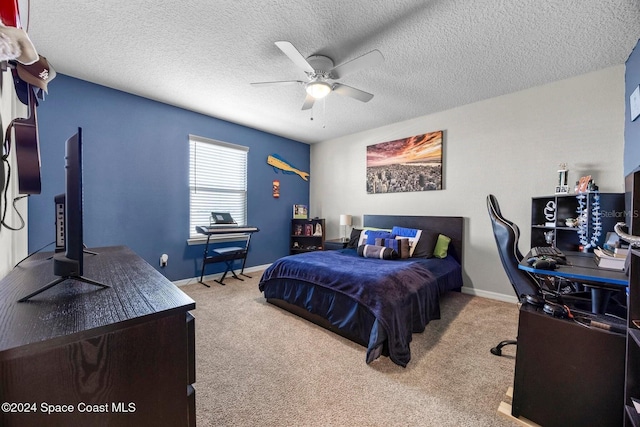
[181,272,520,427]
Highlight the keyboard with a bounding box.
[196,225,259,235]
[530,246,566,258]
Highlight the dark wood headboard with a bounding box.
[363,215,464,263]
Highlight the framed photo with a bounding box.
[631,85,640,122]
[304,224,313,236]
[577,175,591,193]
[293,204,308,219]
[366,131,443,194]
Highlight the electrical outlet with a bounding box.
[160,253,168,267]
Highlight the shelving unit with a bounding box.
[530,193,624,252]
[290,218,325,254]
[625,250,640,426]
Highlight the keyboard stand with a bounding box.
[195,225,259,287]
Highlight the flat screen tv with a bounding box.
[625,167,640,236]
[18,128,108,302]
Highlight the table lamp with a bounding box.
[339,214,352,242]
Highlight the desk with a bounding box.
[512,304,625,427]
[518,251,628,313]
[196,225,259,286]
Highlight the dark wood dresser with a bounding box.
[0,246,196,427]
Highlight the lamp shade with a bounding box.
[339,214,352,226]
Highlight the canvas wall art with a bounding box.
[366,131,443,194]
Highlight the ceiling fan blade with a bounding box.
[275,41,315,74]
[330,49,384,79]
[332,83,374,103]
[301,93,315,110]
[250,80,305,87]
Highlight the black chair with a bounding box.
[487,194,541,356]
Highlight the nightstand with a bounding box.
[324,238,349,250]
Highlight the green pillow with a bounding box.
[433,234,451,259]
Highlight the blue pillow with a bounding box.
[365,230,394,245]
[391,226,423,257]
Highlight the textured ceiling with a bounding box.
[19,0,640,144]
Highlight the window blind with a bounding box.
[189,135,248,238]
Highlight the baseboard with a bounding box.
[461,286,518,304]
[173,263,272,287]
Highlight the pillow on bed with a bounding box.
[362,230,395,246]
[411,230,440,258]
[346,228,362,249]
[375,237,410,259]
[391,226,422,257]
[397,238,410,259]
[357,227,392,247]
[433,234,451,258]
[357,244,399,260]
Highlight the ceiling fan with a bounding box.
[251,41,384,110]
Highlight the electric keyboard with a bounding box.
[530,246,566,258]
[196,225,259,235]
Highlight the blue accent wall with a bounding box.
[30,74,310,281]
[624,39,640,175]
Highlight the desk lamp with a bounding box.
[339,214,352,242]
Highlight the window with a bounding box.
[189,135,248,239]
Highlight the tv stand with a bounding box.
[18,274,109,302]
[1,246,196,426]
[18,252,109,302]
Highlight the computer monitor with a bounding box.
[18,128,108,302]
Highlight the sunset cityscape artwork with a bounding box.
[366,131,443,194]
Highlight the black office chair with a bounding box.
[487,194,541,356]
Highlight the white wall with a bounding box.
[310,66,625,301]
[0,67,29,279]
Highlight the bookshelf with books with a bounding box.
[290,218,325,254]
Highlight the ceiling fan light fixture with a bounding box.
[306,81,331,99]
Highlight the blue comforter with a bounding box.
[259,249,460,367]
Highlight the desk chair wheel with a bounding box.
[490,339,516,356]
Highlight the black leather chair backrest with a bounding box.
[487,194,539,300]
[487,194,524,261]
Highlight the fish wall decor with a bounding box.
[267,154,309,181]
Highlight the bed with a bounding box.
[258,214,464,367]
